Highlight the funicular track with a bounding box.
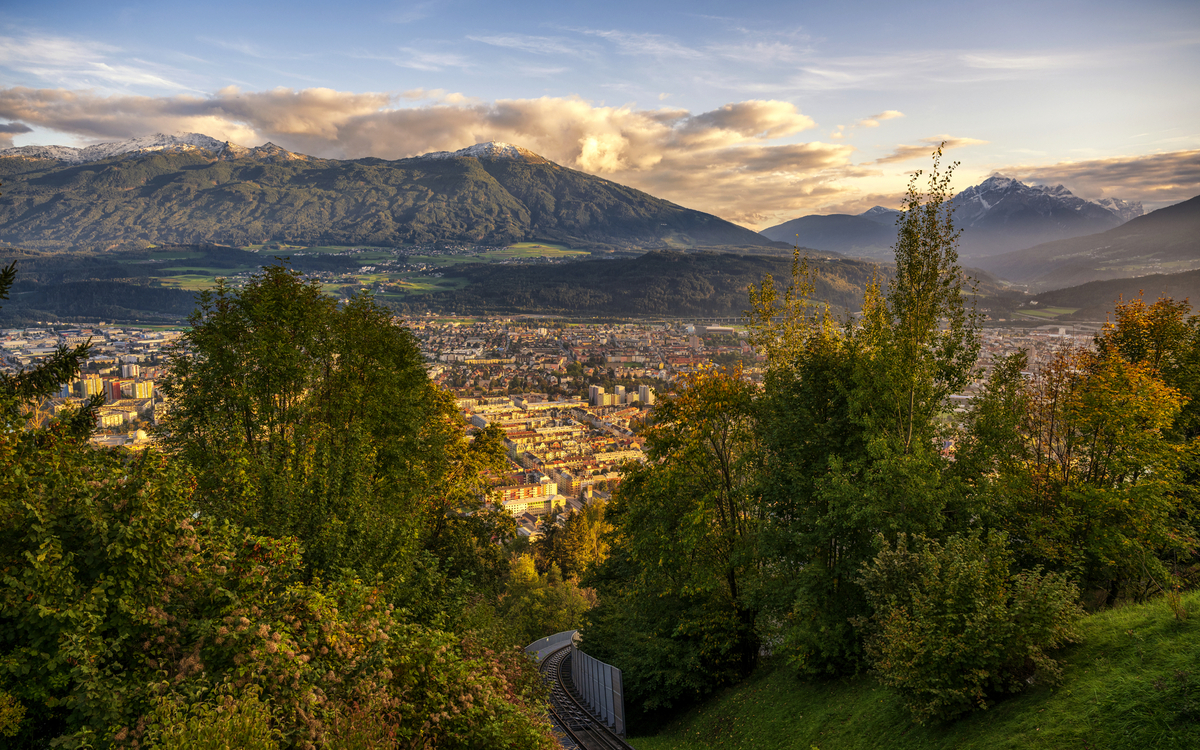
[540,643,635,750]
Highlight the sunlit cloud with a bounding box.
[997,151,1200,209]
[830,109,904,140]
[874,136,989,164]
[857,110,904,128]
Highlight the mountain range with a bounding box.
[761,175,1145,260]
[0,134,782,252]
[973,194,1200,290]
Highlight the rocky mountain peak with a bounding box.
[413,141,548,164]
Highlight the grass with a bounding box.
[158,274,222,290]
[629,591,1200,750]
[492,242,589,259]
[1017,306,1080,320]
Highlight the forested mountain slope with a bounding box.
[0,137,782,252]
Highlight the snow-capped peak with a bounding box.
[952,174,1141,225]
[0,132,313,164]
[414,141,546,163]
[0,133,227,164]
[1094,196,1145,223]
[859,206,902,225]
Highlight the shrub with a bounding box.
[0,436,555,749]
[856,531,1083,723]
[146,687,279,750]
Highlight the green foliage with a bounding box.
[586,370,761,716]
[148,687,279,750]
[0,690,25,738]
[157,264,507,597]
[857,532,1083,723]
[747,149,981,676]
[955,344,1193,599]
[0,429,554,748]
[496,554,595,647]
[534,499,611,580]
[630,591,1200,750]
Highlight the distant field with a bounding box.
[1016,306,1079,320]
[493,242,588,258]
[158,274,222,290]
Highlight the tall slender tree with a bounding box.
[750,145,981,675]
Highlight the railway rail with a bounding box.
[540,642,636,750]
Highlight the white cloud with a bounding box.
[0,34,193,91]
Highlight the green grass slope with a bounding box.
[1031,268,1200,320]
[630,591,1200,750]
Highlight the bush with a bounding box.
[147,687,279,750]
[856,532,1083,723]
[0,435,555,749]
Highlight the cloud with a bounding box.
[830,109,904,140]
[997,151,1200,209]
[386,1,440,24]
[0,120,33,147]
[573,28,703,59]
[874,136,989,165]
[467,34,590,59]
[857,110,904,128]
[0,34,192,91]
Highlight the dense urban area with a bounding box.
[2,316,1099,539]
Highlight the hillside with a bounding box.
[409,251,883,317]
[1031,268,1200,320]
[759,214,895,259]
[0,136,783,252]
[975,195,1200,289]
[629,592,1200,750]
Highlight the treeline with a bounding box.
[0,265,585,748]
[0,245,365,324]
[581,155,1200,730]
[409,251,885,318]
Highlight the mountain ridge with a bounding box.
[761,174,1146,260]
[973,194,1200,289]
[0,133,782,252]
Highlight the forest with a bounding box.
[581,153,1200,734]
[1,151,1197,748]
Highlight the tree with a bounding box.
[747,146,982,675]
[958,344,1192,602]
[157,264,506,598]
[533,498,612,580]
[0,262,100,438]
[585,369,761,714]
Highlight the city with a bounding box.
[2,315,1101,540]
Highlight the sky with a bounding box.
[1,0,1198,229]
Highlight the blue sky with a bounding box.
[1,0,1197,227]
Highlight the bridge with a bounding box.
[526,631,635,750]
